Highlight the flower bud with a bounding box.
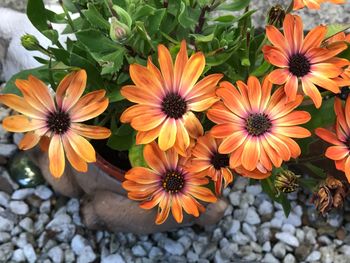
[110,17,130,42]
[267,5,285,28]
[274,170,299,195]
[21,34,40,51]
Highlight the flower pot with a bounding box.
[25,147,228,235]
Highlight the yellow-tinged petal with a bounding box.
[71,123,111,139]
[66,132,96,162]
[48,135,65,178]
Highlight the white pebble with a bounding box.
[19,217,34,233]
[35,185,53,200]
[246,185,262,195]
[306,251,321,262]
[245,207,261,225]
[258,200,273,216]
[102,254,126,263]
[0,192,10,207]
[11,189,34,200]
[275,232,300,247]
[23,244,37,263]
[228,191,241,206]
[12,249,25,262]
[281,224,296,235]
[9,201,29,215]
[48,246,64,263]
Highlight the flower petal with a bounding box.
[62,135,88,172]
[315,128,342,146]
[66,132,96,162]
[48,135,65,178]
[0,94,45,119]
[60,70,87,111]
[18,132,41,150]
[158,44,174,92]
[301,78,322,108]
[2,115,46,132]
[325,145,349,160]
[171,196,183,223]
[27,75,56,112]
[71,123,111,139]
[180,52,205,97]
[183,112,203,139]
[174,40,188,92]
[158,118,177,151]
[241,137,260,171]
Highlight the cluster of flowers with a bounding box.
[1,1,350,224]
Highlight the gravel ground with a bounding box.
[1,100,350,263]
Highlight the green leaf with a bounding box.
[191,33,214,42]
[107,88,124,102]
[214,15,236,23]
[299,97,336,131]
[134,4,156,20]
[2,66,49,95]
[325,23,350,40]
[303,163,327,179]
[27,0,48,31]
[128,144,147,167]
[178,1,197,29]
[112,5,132,28]
[107,124,135,151]
[218,0,250,11]
[251,60,273,77]
[82,3,110,31]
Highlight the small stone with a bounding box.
[48,246,64,263]
[233,177,248,190]
[295,245,312,261]
[327,211,343,228]
[47,214,75,242]
[228,191,241,206]
[40,200,51,214]
[0,191,10,207]
[262,241,271,252]
[77,248,96,263]
[246,184,262,195]
[295,229,305,243]
[212,228,223,242]
[9,200,29,215]
[232,231,250,245]
[281,224,296,235]
[320,246,335,263]
[306,251,321,262]
[263,253,279,263]
[0,242,13,262]
[0,144,17,157]
[23,243,36,263]
[221,243,238,259]
[102,254,126,263]
[64,249,75,263]
[0,168,18,193]
[148,247,163,260]
[0,216,14,231]
[214,251,227,263]
[250,242,262,253]
[245,207,261,225]
[284,212,302,227]
[240,193,254,208]
[258,200,273,216]
[187,250,199,262]
[275,232,300,247]
[272,242,286,259]
[132,245,147,257]
[225,219,240,236]
[0,232,10,243]
[11,188,35,200]
[257,227,271,243]
[304,227,317,245]
[66,199,80,214]
[35,185,53,200]
[318,235,332,246]
[339,245,350,256]
[242,222,257,241]
[283,253,297,263]
[162,239,185,256]
[19,217,34,233]
[12,249,25,262]
[178,236,192,251]
[271,217,283,229]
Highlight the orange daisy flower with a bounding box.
[315,97,350,182]
[187,134,234,195]
[293,0,345,10]
[120,40,223,155]
[207,76,311,174]
[262,14,348,108]
[0,70,111,177]
[122,142,217,224]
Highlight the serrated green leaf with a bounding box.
[82,3,110,30]
[129,144,147,167]
[325,23,350,40]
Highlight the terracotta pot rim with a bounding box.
[95,152,125,182]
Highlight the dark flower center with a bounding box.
[211,152,229,170]
[161,93,187,119]
[288,53,311,77]
[162,170,185,193]
[246,113,272,136]
[46,110,71,134]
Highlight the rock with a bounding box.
[271,217,283,229]
[34,185,53,200]
[257,227,271,243]
[272,242,286,259]
[284,212,302,227]
[148,247,163,260]
[161,238,185,256]
[242,222,257,241]
[306,251,321,262]
[246,184,262,195]
[48,246,64,263]
[245,207,261,225]
[275,232,300,247]
[327,212,343,228]
[187,250,199,262]
[19,217,34,233]
[320,246,335,263]
[102,254,126,263]
[258,200,273,216]
[0,168,18,193]
[39,200,51,214]
[295,245,312,261]
[11,249,25,262]
[305,227,317,245]
[232,231,250,245]
[0,191,10,207]
[64,249,75,263]
[220,243,238,259]
[9,200,29,215]
[263,253,279,263]
[77,248,96,263]
[178,235,192,251]
[66,199,80,214]
[225,219,240,236]
[295,229,305,243]
[339,245,350,256]
[262,242,271,252]
[132,245,147,257]
[0,232,10,243]
[11,188,35,200]
[46,214,75,242]
[23,243,36,263]
[0,143,17,157]
[228,191,241,206]
[71,235,96,263]
[239,193,254,208]
[283,253,297,263]
[0,242,13,262]
[281,224,296,235]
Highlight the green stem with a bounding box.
[286,0,294,14]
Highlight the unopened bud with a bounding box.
[21,34,40,51]
[267,5,285,28]
[275,170,299,196]
[110,17,130,42]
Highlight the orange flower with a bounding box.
[122,142,217,224]
[207,76,311,174]
[234,166,271,180]
[263,14,348,108]
[187,134,234,195]
[293,0,345,10]
[0,70,111,177]
[315,97,350,182]
[120,41,223,155]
